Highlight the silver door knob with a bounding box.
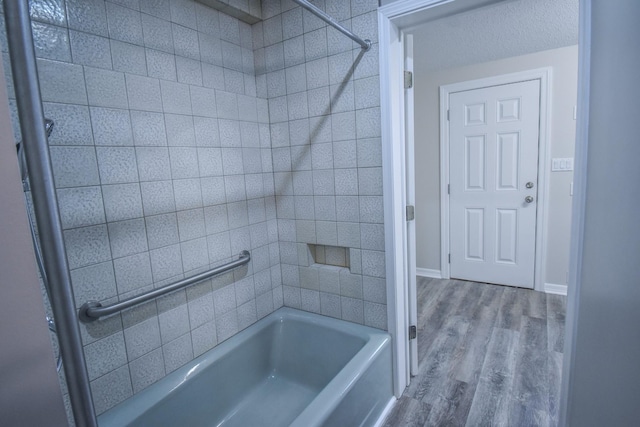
[525,196,534,203]
[526,182,534,189]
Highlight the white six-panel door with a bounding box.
[449,80,540,288]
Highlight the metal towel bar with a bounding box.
[79,251,251,323]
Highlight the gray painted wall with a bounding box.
[413,45,578,286]
[0,58,67,426]
[562,1,640,424]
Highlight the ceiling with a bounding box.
[407,0,579,72]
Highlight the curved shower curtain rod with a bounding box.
[291,0,372,51]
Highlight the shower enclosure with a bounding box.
[2,0,384,425]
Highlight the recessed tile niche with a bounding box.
[308,244,350,269]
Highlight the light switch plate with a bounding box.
[552,158,574,171]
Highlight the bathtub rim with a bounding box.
[97,307,390,427]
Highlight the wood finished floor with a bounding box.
[383,277,566,427]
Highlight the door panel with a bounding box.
[449,79,540,288]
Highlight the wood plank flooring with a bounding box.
[383,277,566,427]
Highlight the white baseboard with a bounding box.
[416,268,442,279]
[544,283,568,296]
[372,397,397,427]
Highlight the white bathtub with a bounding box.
[98,307,393,427]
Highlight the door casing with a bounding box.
[439,69,552,292]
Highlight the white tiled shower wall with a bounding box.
[255,0,386,328]
[2,0,384,420]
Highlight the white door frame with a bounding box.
[378,0,468,398]
[378,0,590,401]
[439,69,552,292]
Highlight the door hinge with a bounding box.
[447,109,450,121]
[406,205,415,221]
[448,253,451,263]
[409,325,417,340]
[404,71,413,89]
[447,184,450,195]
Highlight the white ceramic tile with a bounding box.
[283,35,305,67]
[106,2,144,45]
[356,106,381,138]
[169,0,197,29]
[215,91,239,120]
[264,43,284,72]
[57,186,105,229]
[67,0,108,37]
[331,111,356,141]
[102,183,144,222]
[131,111,167,146]
[165,114,196,147]
[358,167,383,195]
[200,176,227,206]
[64,224,112,269]
[145,212,180,249]
[314,196,337,222]
[223,69,245,94]
[176,56,202,86]
[335,195,360,222]
[363,275,386,304]
[71,260,118,307]
[140,180,176,215]
[113,252,153,294]
[282,7,303,40]
[193,117,220,147]
[146,48,177,81]
[364,301,387,330]
[334,168,358,196]
[218,13,240,45]
[136,147,171,181]
[150,243,183,281]
[85,67,129,109]
[207,231,232,264]
[173,178,203,210]
[163,333,193,373]
[195,3,220,36]
[330,81,355,113]
[129,348,165,393]
[36,58,87,104]
[43,102,93,146]
[96,146,139,184]
[320,291,341,318]
[190,86,217,118]
[197,147,223,177]
[111,40,147,75]
[308,117,332,146]
[172,23,200,60]
[225,176,247,204]
[29,0,68,26]
[141,0,171,19]
[312,169,334,195]
[141,13,174,53]
[304,28,327,62]
[160,80,192,114]
[49,146,100,188]
[311,142,333,169]
[69,30,112,69]
[108,218,149,259]
[267,70,286,98]
[90,364,132,414]
[341,296,364,324]
[199,32,223,66]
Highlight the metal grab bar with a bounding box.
[79,251,251,322]
[291,0,371,51]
